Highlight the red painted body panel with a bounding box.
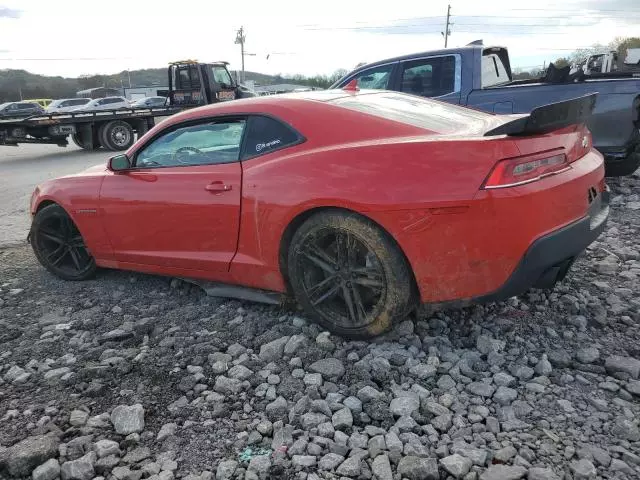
[30,91,606,304]
[98,163,241,271]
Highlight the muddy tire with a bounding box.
[30,204,96,281]
[99,120,134,151]
[287,210,416,338]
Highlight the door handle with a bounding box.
[205,182,232,192]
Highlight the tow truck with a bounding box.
[0,60,252,151]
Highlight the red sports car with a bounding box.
[28,88,609,337]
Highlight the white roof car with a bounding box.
[46,98,91,113]
[71,96,130,111]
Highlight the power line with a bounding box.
[0,57,137,61]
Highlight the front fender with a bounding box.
[29,177,115,261]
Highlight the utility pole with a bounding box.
[442,4,452,48]
[235,26,246,84]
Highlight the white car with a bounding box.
[130,96,168,108]
[71,96,130,112]
[46,98,91,113]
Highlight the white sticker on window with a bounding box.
[256,139,281,152]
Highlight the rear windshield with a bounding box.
[331,92,490,134]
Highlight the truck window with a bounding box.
[481,54,510,88]
[350,64,394,90]
[400,55,457,97]
[211,66,233,86]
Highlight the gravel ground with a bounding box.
[0,172,639,480]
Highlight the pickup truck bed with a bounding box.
[469,77,640,176]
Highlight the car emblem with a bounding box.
[582,136,589,148]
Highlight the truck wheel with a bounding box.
[99,120,134,151]
[71,132,100,150]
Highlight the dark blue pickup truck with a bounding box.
[332,42,640,176]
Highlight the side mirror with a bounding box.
[108,154,131,172]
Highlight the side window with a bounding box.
[135,120,246,168]
[72,99,88,106]
[351,64,394,90]
[211,66,232,86]
[400,56,457,97]
[241,115,301,159]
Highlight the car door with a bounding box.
[99,117,245,272]
[396,54,462,104]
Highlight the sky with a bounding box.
[0,0,638,79]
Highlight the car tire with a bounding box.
[287,210,416,338]
[30,204,97,281]
[99,120,134,151]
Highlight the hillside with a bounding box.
[0,67,323,102]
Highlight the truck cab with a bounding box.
[167,60,253,107]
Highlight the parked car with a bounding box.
[28,90,608,337]
[130,96,168,108]
[71,96,130,112]
[25,98,53,108]
[46,98,92,113]
[332,42,640,176]
[0,101,44,118]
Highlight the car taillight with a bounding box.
[482,152,569,189]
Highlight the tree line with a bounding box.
[2,37,638,102]
[0,66,349,103]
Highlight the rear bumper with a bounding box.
[475,185,609,304]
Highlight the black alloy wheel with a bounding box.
[30,204,96,281]
[288,210,415,338]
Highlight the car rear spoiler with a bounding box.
[484,93,597,137]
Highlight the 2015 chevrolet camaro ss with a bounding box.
[28,89,609,337]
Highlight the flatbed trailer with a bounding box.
[0,59,254,152]
[0,106,182,151]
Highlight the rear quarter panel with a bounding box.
[230,134,520,294]
[466,80,640,151]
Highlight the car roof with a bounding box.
[160,89,434,125]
